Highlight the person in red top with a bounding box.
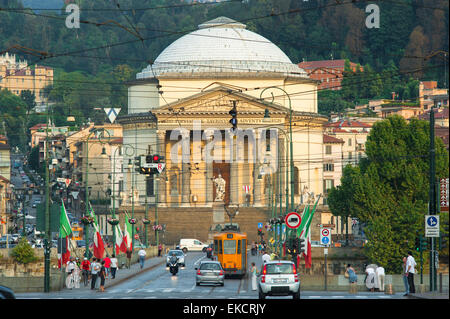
[80,257,91,287]
[103,256,111,279]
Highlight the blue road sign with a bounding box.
[427,216,438,227]
[321,237,330,245]
[258,222,263,229]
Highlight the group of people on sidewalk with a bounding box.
[344,251,417,295]
[65,254,119,292]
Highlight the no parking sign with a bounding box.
[320,228,331,246]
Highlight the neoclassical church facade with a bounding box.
[116,17,328,242]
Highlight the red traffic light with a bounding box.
[153,155,160,162]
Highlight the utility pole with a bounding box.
[429,103,436,292]
[43,104,51,293]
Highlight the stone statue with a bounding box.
[213,174,226,201]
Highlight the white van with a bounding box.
[179,239,208,253]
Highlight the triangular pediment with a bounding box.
[153,86,288,115]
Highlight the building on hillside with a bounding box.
[324,119,372,167]
[322,134,344,205]
[0,53,54,105]
[379,102,424,120]
[298,59,363,91]
[72,124,123,204]
[0,135,12,236]
[117,16,333,244]
[419,81,448,110]
[417,108,449,151]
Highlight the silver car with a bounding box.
[166,250,185,267]
[258,260,300,299]
[195,261,224,286]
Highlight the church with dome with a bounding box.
[116,17,328,242]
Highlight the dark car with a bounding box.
[0,286,16,299]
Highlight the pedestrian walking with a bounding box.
[138,248,147,269]
[103,255,111,279]
[345,264,358,284]
[376,265,385,291]
[126,249,132,269]
[90,257,100,290]
[405,251,416,294]
[65,257,76,289]
[402,256,410,296]
[81,257,91,286]
[110,254,118,279]
[258,243,263,255]
[99,260,106,292]
[261,250,271,264]
[365,265,376,292]
[250,262,258,291]
[158,244,163,257]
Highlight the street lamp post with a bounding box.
[111,144,135,252]
[84,128,110,258]
[259,87,294,212]
[43,104,51,293]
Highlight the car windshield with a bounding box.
[200,263,221,270]
[169,250,183,256]
[265,263,294,274]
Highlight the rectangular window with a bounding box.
[323,163,334,172]
[324,179,334,194]
[218,240,223,254]
[348,138,352,146]
[237,240,241,254]
[146,175,154,196]
[325,145,332,155]
[223,240,236,254]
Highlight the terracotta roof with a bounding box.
[29,123,48,130]
[421,81,437,90]
[323,134,344,144]
[418,108,449,120]
[325,119,372,128]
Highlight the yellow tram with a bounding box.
[213,226,247,277]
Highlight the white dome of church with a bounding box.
[137,17,308,79]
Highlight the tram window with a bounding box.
[218,240,223,254]
[237,240,241,254]
[214,240,219,254]
[223,240,236,254]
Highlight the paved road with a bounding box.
[15,251,407,300]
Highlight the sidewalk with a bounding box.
[103,255,166,289]
[407,291,449,299]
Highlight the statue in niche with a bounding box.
[213,174,226,202]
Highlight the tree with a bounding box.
[328,116,449,272]
[11,238,39,264]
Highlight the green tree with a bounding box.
[11,238,39,264]
[328,116,449,272]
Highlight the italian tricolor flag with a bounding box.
[120,211,133,252]
[296,195,321,268]
[88,203,105,259]
[115,223,126,255]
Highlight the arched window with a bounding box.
[170,167,180,195]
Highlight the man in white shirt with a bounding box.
[405,251,416,294]
[376,266,385,291]
[138,248,147,269]
[261,250,271,264]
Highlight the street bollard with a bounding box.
[349,283,358,294]
[384,284,394,295]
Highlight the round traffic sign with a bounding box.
[427,216,438,227]
[321,228,330,237]
[285,212,301,229]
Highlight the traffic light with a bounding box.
[134,156,142,172]
[229,101,237,132]
[420,236,428,251]
[298,238,305,253]
[415,237,420,252]
[415,236,429,252]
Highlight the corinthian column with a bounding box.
[181,130,191,206]
[157,130,167,207]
